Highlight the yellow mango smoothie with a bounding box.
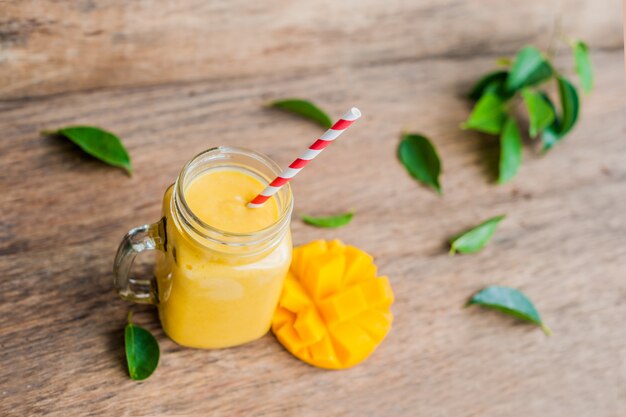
[151,149,293,349]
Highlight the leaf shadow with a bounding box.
[41,132,94,161]
[453,79,475,101]
[470,132,500,183]
[40,133,128,175]
[439,238,453,254]
[107,325,128,377]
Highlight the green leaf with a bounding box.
[498,117,523,184]
[450,215,505,255]
[125,316,160,381]
[302,212,354,228]
[539,79,579,150]
[467,286,551,335]
[397,133,442,194]
[556,76,579,136]
[522,89,555,138]
[269,99,332,129]
[572,40,593,94]
[461,92,507,134]
[42,126,132,175]
[505,46,553,92]
[538,93,561,150]
[468,71,509,101]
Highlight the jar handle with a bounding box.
[113,217,166,304]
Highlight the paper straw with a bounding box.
[248,107,361,208]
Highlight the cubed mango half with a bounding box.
[272,240,394,369]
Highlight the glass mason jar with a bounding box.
[113,147,293,349]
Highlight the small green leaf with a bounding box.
[556,76,579,136]
[450,215,505,255]
[498,117,523,184]
[572,40,593,94]
[302,212,354,228]
[538,93,562,150]
[505,46,553,92]
[539,79,579,151]
[397,133,442,194]
[461,92,507,134]
[42,126,132,175]
[467,286,551,335]
[125,316,160,381]
[468,71,509,101]
[522,89,555,138]
[269,99,332,129]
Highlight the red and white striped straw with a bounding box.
[248,107,361,208]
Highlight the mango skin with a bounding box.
[272,240,394,369]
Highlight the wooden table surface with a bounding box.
[1,1,625,416]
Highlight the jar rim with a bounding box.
[172,146,293,247]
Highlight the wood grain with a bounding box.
[0,0,623,99]
[1,1,625,416]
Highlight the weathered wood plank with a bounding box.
[0,0,622,98]
[1,47,625,416]
[1,0,625,414]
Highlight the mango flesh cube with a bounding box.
[279,274,311,312]
[272,240,394,370]
[296,348,311,361]
[354,310,392,340]
[273,306,296,330]
[274,323,306,353]
[329,321,374,367]
[293,307,326,345]
[308,336,340,369]
[292,240,327,280]
[327,239,346,255]
[299,239,328,254]
[318,285,367,324]
[343,246,376,286]
[359,276,394,308]
[302,252,344,300]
